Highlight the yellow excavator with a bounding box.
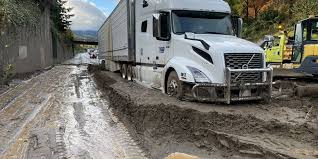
[261,16,318,76]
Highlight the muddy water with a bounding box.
[0,65,146,159]
[60,66,147,159]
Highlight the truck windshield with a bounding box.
[172,10,233,35]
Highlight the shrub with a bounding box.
[0,64,15,85]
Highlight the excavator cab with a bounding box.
[292,16,318,75]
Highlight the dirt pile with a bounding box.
[94,71,318,159]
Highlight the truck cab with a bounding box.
[98,0,273,104]
[261,34,293,64]
[134,0,272,103]
[261,16,318,75]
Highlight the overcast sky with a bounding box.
[65,0,118,31]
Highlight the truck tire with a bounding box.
[121,64,127,79]
[127,65,133,81]
[100,60,106,71]
[166,71,184,99]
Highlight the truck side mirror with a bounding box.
[231,16,243,38]
[260,41,268,50]
[153,12,171,41]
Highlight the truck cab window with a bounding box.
[141,20,147,32]
[311,21,318,40]
[302,20,318,41]
[172,10,233,35]
[153,12,171,41]
[160,13,170,38]
[273,37,281,46]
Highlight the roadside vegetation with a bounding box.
[0,0,73,85]
[226,0,318,41]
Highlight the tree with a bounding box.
[51,0,73,33]
[291,0,318,22]
[240,0,249,19]
[225,0,240,15]
[250,0,268,18]
[0,0,41,30]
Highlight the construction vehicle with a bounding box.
[98,0,273,104]
[262,16,318,76]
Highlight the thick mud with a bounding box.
[1,57,317,159]
[0,65,146,159]
[94,70,318,159]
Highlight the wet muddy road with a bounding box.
[1,53,317,159]
[94,70,318,159]
[0,65,146,159]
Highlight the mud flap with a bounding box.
[294,56,318,75]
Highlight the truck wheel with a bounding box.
[127,65,133,81]
[100,60,106,70]
[121,64,127,79]
[166,71,184,99]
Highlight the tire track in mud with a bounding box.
[0,67,69,157]
[93,70,318,159]
[60,66,147,159]
[1,65,148,159]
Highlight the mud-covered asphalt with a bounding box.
[0,64,146,159]
[94,69,318,159]
[0,53,317,159]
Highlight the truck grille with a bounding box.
[224,53,263,83]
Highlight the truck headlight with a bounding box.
[187,66,211,83]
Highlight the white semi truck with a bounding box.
[98,0,273,104]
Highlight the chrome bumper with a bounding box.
[192,67,273,104]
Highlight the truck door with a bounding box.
[292,23,303,63]
[136,17,155,64]
[153,12,172,66]
[266,36,283,63]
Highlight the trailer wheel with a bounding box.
[121,64,128,79]
[127,65,133,81]
[166,71,184,99]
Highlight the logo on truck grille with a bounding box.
[241,54,256,69]
[242,64,248,69]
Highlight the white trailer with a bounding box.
[98,0,273,104]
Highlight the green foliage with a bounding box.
[0,0,41,30]
[291,0,318,23]
[0,64,15,85]
[225,0,241,15]
[0,0,73,39]
[242,8,286,41]
[51,0,73,33]
[227,0,318,41]
[51,0,74,42]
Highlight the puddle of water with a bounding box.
[61,66,147,159]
